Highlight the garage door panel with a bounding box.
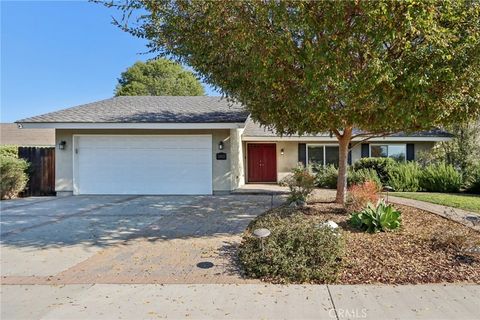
[77,135,210,149]
[74,135,212,195]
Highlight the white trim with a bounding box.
[72,135,79,195]
[242,136,451,142]
[19,121,451,141]
[72,134,213,195]
[72,134,213,137]
[19,122,245,129]
[243,136,336,142]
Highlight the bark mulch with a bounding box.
[301,202,480,284]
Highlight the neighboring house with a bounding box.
[1,123,56,197]
[0,123,55,146]
[16,96,452,196]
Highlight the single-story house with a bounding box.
[16,96,452,196]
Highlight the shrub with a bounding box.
[0,155,29,199]
[315,164,338,189]
[387,162,421,192]
[348,200,402,233]
[0,145,18,158]
[348,168,382,189]
[315,165,381,190]
[353,157,395,184]
[238,210,345,283]
[280,166,316,203]
[465,163,480,194]
[416,121,480,187]
[346,180,380,212]
[419,163,462,192]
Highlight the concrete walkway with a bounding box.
[388,195,480,231]
[1,283,478,320]
[232,183,290,194]
[234,185,338,203]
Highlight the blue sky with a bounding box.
[1,0,219,123]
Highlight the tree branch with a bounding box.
[350,131,394,139]
[332,128,342,139]
[349,132,394,150]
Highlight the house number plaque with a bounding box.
[216,152,227,160]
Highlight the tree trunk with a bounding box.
[335,127,353,205]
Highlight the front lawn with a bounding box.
[390,192,480,214]
[238,203,480,284]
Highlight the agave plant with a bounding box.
[349,200,401,233]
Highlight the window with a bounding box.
[325,146,340,166]
[370,144,406,161]
[370,145,388,158]
[307,145,324,165]
[307,145,339,167]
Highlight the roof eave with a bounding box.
[242,135,452,142]
[17,122,247,130]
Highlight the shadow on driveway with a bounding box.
[0,194,282,249]
[1,194,284,283]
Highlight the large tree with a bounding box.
[115,59,205,96]
[105,0,480,204]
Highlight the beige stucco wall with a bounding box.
[57,129,439,193]
[230,128,245,189]
[55,129,232,194]
[241,140,438,185]
[276,141,300,181]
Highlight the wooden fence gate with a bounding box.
[18,147,55,196]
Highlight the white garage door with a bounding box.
[73,135,212,195]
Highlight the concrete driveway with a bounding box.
[3,195,480,320]
[1,194,284,285]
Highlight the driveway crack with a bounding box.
[1,196,141,238]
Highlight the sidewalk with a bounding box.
[387,195,480,231]
[1,283,479,320]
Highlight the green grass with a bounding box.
[390,192,480,214]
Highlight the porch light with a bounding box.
[280,148,284,155]
[218,141,224,150]
[58,141,67,150]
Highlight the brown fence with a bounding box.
[18,147,55,196]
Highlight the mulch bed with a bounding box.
[300,202,480,284]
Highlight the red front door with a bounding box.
[247,144,277,182]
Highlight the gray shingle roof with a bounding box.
[17,96,249,123]
[17,96,453,138]
[243,118,453,138]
